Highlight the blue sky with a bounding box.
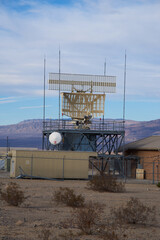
[0,0,160,125]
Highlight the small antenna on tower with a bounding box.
[104,58,106,76]
[43,56,46,124]
[58,47,61,128]
[123,51,127,122]
[42,55,46,150]
[122,50,127,179]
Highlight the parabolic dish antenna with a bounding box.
[49,132,62,145]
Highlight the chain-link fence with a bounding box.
[1,153,160,184]
[124,157,160,184]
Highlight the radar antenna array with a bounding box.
[49,73,116,93]
[49,73,116,121]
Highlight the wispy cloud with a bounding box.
[19,105,51,109]
[0,97,17,104]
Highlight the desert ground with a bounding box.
[0,171,160,240]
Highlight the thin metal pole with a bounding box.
[122,51,127,180]
[42,56,46,150]
[43,56,46,124]
[123,51,127,122]
[59,49,61,128]
[6,136,9,153]
[103,114,104,130]
[63,157,64,180]
[104,58,106,76]
[153,161,155,184]
[103,58,106,129]
[31,154,33,179]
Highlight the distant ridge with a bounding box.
[0,119,160,148]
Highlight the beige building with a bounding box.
[0,147,38,171]
[10,150,97,179]
[124,136,160,181]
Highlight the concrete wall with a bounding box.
[10,150,97,179]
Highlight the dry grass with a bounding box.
[58,230,78,240]
[100,228,119,240]
[0,176,159,240]
[99,221,129,240]
[38,228,51,240]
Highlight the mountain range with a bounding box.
[0,119,160,148]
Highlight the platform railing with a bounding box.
[43,119,125,132]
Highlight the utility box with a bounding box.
[136,168,144,180]
[10,150,97,179]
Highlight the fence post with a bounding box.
[152,161,154,184]
[31,154,33,180]
[62,157,65,180]
[124,158,127,182]
[158,160,160,182]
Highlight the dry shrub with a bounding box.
[38,228,51,240]
[59,230,77,240]
[156,182,160,188]
[101,230,127,240]
[112,197,156,225]
[101,229,119,240]
[0,182,26,206]
[73,201,103,234]
[53,187,85,208]
[100,221,128,240]
[88,174,125,192]
[59,198,128,239]
[73,201,126,239]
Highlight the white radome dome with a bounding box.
[49,132,62,145]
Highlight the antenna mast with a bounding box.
[42,56,46,150]
[59,49,61,127]
[104,58,106,76]
[123,51,127,122]
[43,56,46,125]
[123,50,127,179]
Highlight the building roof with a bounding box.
[0,147,38,155]
[124,136,160,151]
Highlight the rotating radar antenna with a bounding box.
[49,72,116,127]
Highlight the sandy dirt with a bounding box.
[0,171,160,240]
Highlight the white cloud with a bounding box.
[0,0,160,101]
